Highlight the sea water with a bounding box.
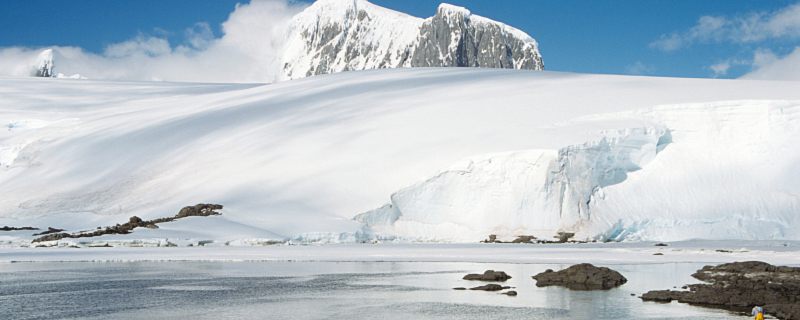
[0,261,749,319]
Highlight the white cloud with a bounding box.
[0,0,306,83]
[651,3,800,51]
[751,48,780,68]
[741,47,800,80]
[104,35,172,58]
[708,61,731,77]
[624,61,655,75]
[184,22,215,51]
[707,58,750,77]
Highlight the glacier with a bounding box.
[357,101,800,242]
[1,68,800,244]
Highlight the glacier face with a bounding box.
[356,101,800,242]
[355,127,674,242]
[280,0,544,80]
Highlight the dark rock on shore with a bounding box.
[177,203,223,218]
[452,287,466,290]
[33,232,72,242]
[1,226,38,231]
[641,261,800,320]
[532,263,627,290]
[511,235,536,243]
[503,290,518,296]
[463,270,512,281]
[654,243,668,247]
[554,232,576,243]
[32,227,65,236]
[32,203,224,242]
[469,284,510,291]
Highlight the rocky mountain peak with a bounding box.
[33,48,54,77]
[280,0,543,80]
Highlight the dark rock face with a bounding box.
[411,5,543,70]
[532,263,627,290]
[463,270,512,281]
[469,284,510,291]
[641,261,800,320]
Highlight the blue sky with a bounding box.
[1,0,799,79]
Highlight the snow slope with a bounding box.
[1,68,799,244]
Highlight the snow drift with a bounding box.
[1,68,800,244]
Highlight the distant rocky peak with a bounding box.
[33,48,54,78]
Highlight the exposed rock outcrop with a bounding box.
[641,261,800,320]
[176,203,224,218]
[554,232,575,243]
[532,263,627,290]
[32,203,223,242]
[511,235,536,243]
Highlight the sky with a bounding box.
[1,0,799,81]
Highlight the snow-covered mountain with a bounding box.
[2,68,800,245]
[280,0,544,80]
[32,49,54,77]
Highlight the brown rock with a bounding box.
[469,284,510,291]
[532,263,627,290]
[463,270,512,281]
[641,261,800,320]
[511,235,536,243]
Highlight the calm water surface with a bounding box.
[0,261,750,319]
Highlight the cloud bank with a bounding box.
[650,2,800,80]
[0,0,306,83]
[650,3,800,52]
[741,47,800,81]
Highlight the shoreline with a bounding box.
[3,241,799,265]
